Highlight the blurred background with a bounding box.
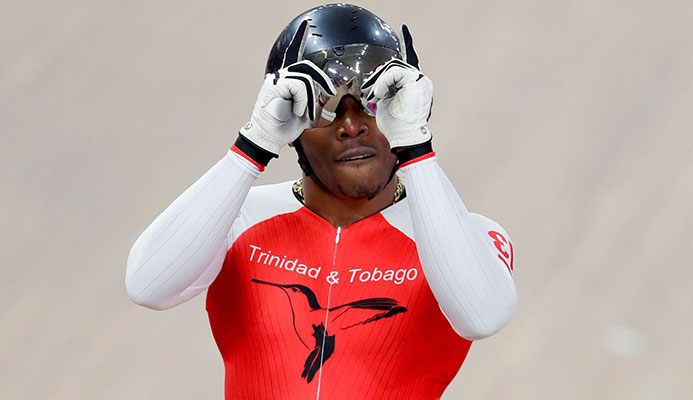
[1,0,691,398]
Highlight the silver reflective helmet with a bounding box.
[305,44,399,126]
[266,4,403,128]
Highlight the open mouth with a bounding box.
[336,147,377,163]
[337,154,375,162]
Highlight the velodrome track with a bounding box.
[1,1,690,398]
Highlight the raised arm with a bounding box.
[362,25,517,339]
[126,20,336,310]
[126,148,261,310]
[399,155,517,340]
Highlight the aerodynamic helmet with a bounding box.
[266,3,403,176]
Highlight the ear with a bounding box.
[400,24,421,71]
[281,20,309,68]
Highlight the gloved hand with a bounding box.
[360,25,433,149]
[239,21,336,157]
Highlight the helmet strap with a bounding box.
[292,137,326,189]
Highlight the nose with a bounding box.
[334,96,369,140]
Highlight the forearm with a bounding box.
[125,147,261,310]
[126,36,322,310]
[400,155,517,340]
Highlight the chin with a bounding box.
[334,173,389,200]
[312,157,396,200]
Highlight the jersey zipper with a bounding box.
[315,226,341,400]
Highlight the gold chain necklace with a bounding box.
[292,175,404,205]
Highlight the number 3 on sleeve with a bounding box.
[488,231,514,274]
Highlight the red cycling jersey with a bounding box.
[126,151,517,399]
[205,181,501,399]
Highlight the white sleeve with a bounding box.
[399,156,518,340]
[125,149,260,310]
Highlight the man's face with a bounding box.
[298,95,397,199]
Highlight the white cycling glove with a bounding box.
[238,21,336,158]
[361,25,433,150]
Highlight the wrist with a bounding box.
[386,124,433,150]
[393,141,434,167]
[232,134,277,171]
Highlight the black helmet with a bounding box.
[266,4,403,179]
[266,4,402,75]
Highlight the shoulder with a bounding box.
[244,180,300,212]
[380,198,511,242]
[471,213,511,240]
[228,180,303,244]
[380,197,416,240]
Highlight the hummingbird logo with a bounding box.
[251,278,408,383]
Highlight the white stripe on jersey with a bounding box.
[227,181,302,246]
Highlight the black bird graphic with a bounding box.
[251,278,408,383]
